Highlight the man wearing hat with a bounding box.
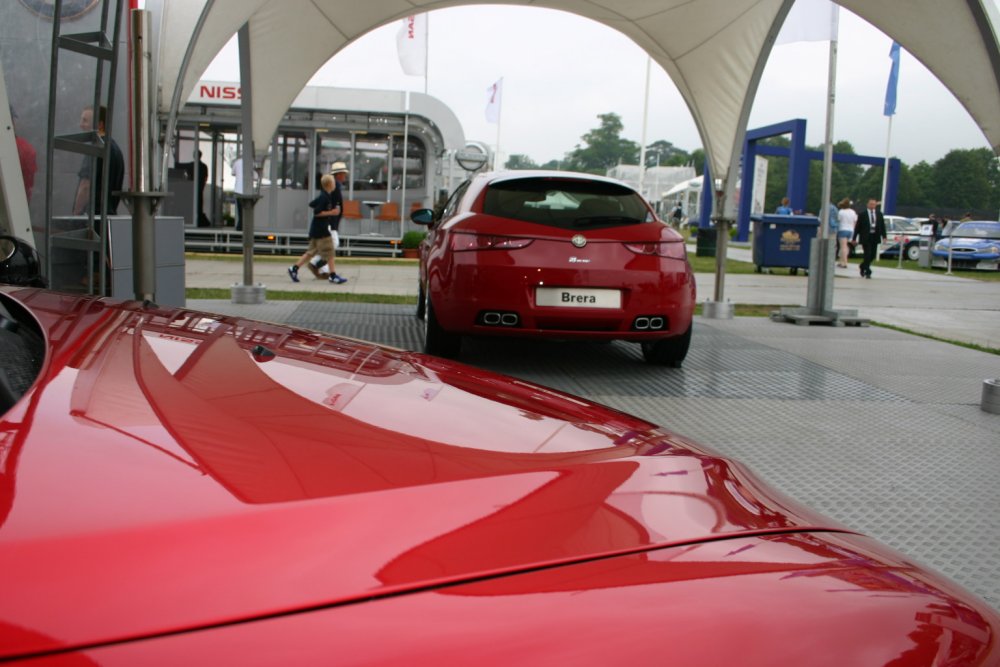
[290,161,350,284]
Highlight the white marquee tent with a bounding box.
[146,0,1000,216]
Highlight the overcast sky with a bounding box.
[201,4,993,168]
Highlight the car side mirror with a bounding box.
[410,208,436,226]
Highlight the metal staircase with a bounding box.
[44,0,125,295]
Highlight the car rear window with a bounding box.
[482,178,652,230]
[954,222,1000,238]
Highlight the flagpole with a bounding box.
[880,115,893,206]
[638,56,651,198]
[423,13,429,95]
[494,111,502,170]
[804,4,838,315]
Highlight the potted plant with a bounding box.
[401,230,426,258]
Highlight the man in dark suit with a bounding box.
[852,198,887,278]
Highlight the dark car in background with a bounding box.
[411,171,696,366]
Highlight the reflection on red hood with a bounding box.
[0,288,886,659]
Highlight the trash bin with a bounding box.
[695,227,717,257]
[750,215,819,275]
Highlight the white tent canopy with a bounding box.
[146,0,1000,216]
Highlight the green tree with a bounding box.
[504,154,538,170]
[689,148,706,176]
[932,148,998,211]
[894,164,928,208]
[644,139,690,167]
[759,137,791,212]
[908,162,936,207]
[804,141,864,213]
[563,112,640,174]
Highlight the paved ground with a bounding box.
[186,243,1000,350]
[185,247,1000,612]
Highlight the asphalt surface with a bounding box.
[185,243,1000,350]
[185,245,1000,612]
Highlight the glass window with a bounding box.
[261,131,310,189]
[392,137,425,190]
[482,177,651,229]
[354,134,389,192]
[441,180,470,221]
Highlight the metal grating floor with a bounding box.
[193,299,1000,610]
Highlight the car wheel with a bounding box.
[905,243,920,262]
[640,326,691,367]
[423,291,461,358]
[416,280,426,321]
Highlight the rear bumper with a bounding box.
[431,256,696,340]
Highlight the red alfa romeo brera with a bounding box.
[412,171,696,365]
[1,236,999,664]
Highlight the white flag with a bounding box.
[776,0,839,44]
[485,78,503,124]
[396,14,426,76]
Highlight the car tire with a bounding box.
[640,326,691,367]
[416,280,426,321]
[424,291,461,358]
[905,243,920,262]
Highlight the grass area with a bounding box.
[188,250,1000,281]
[865,257,1000,281]
[873,322,999,355]
[186,287,415,305]
[687,254,760,274]
[187,252,417,267]
[694,303,780,317]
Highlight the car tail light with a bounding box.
[624,241,687,259]
[451,232,533,252]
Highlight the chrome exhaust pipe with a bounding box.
[501,313,519,326]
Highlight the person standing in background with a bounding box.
[835,198,857,268]
[10,105,36,200]
[288,170,348,285]
[73,105,124,217]
[775,197,793,215]
[853,199,887,278]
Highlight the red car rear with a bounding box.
[413,171,696,365]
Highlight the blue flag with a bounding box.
[884,41,900,116]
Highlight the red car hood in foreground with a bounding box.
[1,287,997,664]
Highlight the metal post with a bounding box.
[122,8,164,303]
[230,22,265,304]
[703,188,734,319]
[131,9,153,301]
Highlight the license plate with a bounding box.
[536,287,621,309]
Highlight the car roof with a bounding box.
[476,169,638,190]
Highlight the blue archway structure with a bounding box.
[724,119,901,242]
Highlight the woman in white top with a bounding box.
[836,198,857,268]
